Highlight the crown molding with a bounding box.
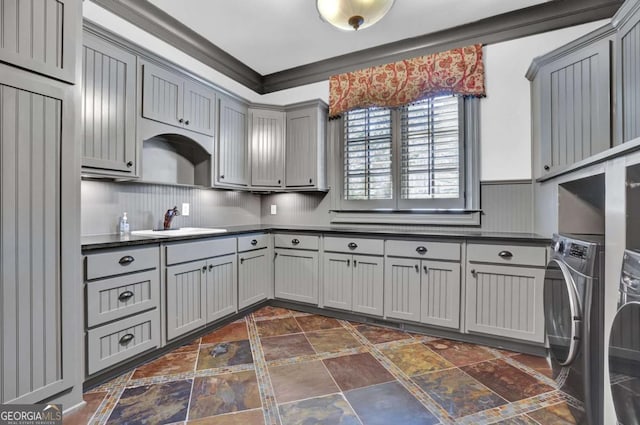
[90,0,622,94]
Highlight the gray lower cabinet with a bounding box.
[166,260,208,340]
[205,254,238,323]
[285,101,327,189]
[615,0,640,142]
[0,0,80,83]
[217,97,249,187]
[238,249,270,309]
[323,253,383,316]
[384,258,460,329]
[275,249,319,304]
[250,108,285,188]
[82,30,138,177]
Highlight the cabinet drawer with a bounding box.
[166,237,236,265]
[86,246,159,280]
[238,233,270,252]
[324,236,384,255]
[385,240,460,261]
[274,234,319,250]
[467,243,546,267]
[87,309,160,375]
[86,270,160,328]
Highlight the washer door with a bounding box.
[544,259,581,366]
[609,301,640,425]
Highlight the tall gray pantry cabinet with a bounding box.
[0,0,83,408]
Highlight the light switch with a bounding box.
[182,203,190,216]
[270,204,277,215]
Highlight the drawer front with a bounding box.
[166,237,236,265]
[385,240,460,261]
[86,246,159,280]
[467,243,546,267]
[238,233,270,252]
[87,309,160,375]
[324,236,384,255]
[86,270,160,328]
[274,234,319,250]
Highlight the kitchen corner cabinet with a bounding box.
[274,234,321,305]
[465,243,547,343]
[384,241,461,329]
[250,108,285,188]
[238,234,273,309]
[0,0,79,84]
[141,60,216,137]
[217,97,249,187]
[323,237,384,316]
[615,0,640,143]
[81,31,138,177]
[528,26,613,177]
[285,102,328,189]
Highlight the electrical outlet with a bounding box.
[270,204,277,215]
[182,203,190,216]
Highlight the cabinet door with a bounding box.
[206,254,237,323]
[166,260,207,340]
[238,249,269,309]
[323,253,353,311]
[384,258,421,322]
[352,255,384,316]
[184,80,216,137]
[0,0,79,83]
[274,249,319,304]
[141,60,184,129]
[250,108,285,187]
[286,107,317,187]
[617,5,640,143]
[421,260,461,329]
[466,264,545,343]
[1,77,71,403]
[218,97,249,186]
[82,33,137,175]
[540,39,611,174]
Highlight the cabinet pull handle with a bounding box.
[415,264,419,273]
[251,239,258,246]
[424,265,429,274]
[291,238,300,245]
[119,256,135,266]
[348,242,358,250]
[309,178,313,184]
[119,333,135,345]
[544,165,550,171]
[126,161,133,168]
[118,291,134,302]
[202,265,207,273]
[498,250,513,259]
[220,175,225,179]
[178,118,184,124]
[347,259,350,267]
[209,264,214,271]
[416,246,427,254]
[470,269,477,277]
[240,258,244,264]
[278,179,282,184]
[354,259,357,267]
[185,120,190,125]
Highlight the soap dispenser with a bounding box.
[120,212,130,235]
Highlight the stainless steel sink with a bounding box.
[131,227,227,237]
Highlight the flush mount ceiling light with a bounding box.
[317,0,395,31]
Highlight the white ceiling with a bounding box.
[147,0,552,75]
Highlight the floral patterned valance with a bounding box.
[329,44,485,117]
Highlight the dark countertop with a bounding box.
[82,224,550,251]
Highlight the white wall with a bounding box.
[480,20,608,181]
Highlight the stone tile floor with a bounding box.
[64,306,581,425]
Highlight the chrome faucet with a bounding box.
[163,206,180,230]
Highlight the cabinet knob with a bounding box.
[309,178,313,184]
[209,264,214,271]
[278,179,281,184]
[291,238,300,245]
[348,242,358,250]
[119,333,135,345]
[347,259,350,267]
[353,259,357,267]
[498,250,513,259]
[202,265,207,273]
[416,246,427,254]
[119,256,135,266]
[251,239,258,246]
[118,291,135,302]
[178,118,184,124]
[424,265,429,274]
[220,175,225,179]
[544,165,550,171]
[126,161,133,168]
[240,258,244,264]
[470,269,477,277]
[415,264,419,273]
[185,120,190,125]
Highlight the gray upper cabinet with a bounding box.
[217,97,249,187]
[250,108,285,188]
[141,60,216,137]
[528,25,614,177]
[82,31,137,176]
[615,0,640,143]
[0,0,80,84]
[285,101,327,189]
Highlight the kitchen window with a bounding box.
[339,95,479,220]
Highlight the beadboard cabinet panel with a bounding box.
[205,254,238,323]
[166,260,208,340]
[274,249,319,305]
[184,80,216,137]
[141,60,184,128]
[238,249,270,309]
[421,260,461,329]
[384,258,422,322]
[618,6,640,142]
[250,108,285,187]
[0,0,79,83]
[323,253,353,311]
[82,32,137,176]
[351,255,384,316]
[217,97,249,186]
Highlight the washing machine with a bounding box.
[609,249,640,425]
[544,233,605,425]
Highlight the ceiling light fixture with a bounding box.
[317,0,395,31]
